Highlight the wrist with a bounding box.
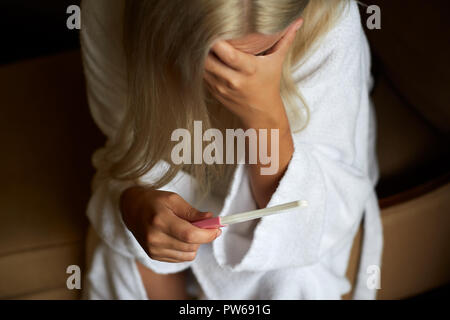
[242,111,291,134]
[242,97,289,131]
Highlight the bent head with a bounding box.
[113,0,345,190]
[227,30,288,56]
[124,0,310,81]
[221,0,309,56]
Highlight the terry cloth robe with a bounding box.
[80,0,383,300]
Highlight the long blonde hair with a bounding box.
[101,0,349,194]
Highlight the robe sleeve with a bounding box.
[213,2,377,272]
[80,0,194,274]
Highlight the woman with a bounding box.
[81,0,383,299]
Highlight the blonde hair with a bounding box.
[101,0,349,194]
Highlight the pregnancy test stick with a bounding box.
[192,200,308,229]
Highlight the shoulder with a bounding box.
[80,0,128,139]
[81,0,125,45]
[333,0,365,44]
[292,1,368,87]
[80,0,127,81]
[318,0,366,57]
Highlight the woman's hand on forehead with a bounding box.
[209,23,298,72]
[203,18,303,129]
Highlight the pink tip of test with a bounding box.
[192,217,227,229]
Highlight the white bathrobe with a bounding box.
[80,0,383,300]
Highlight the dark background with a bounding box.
[0,1,448,301]
[0,0,80,65]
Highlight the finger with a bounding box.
[204,71,234,96]
[148,229,200,252]
[203,75,241,113]
[204,71,222,90]
[165,212,222,244]
[211,41,254,74]
[267,18,303,57]
[150,248,198,262]
[152,257,180,263]
[205,53,239,81]
[163,193,213,222]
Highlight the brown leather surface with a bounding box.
[366,0,450,137]
[0,243,84,299]
[342,227,363,300]
[14,287,81,300]
[344,181,450,300]
[0,52,103,299]
[372,75,450,198]
[0,52,100,255]
[378,182,450,299]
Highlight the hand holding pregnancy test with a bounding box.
[192,200,308,229]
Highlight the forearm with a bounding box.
[243,103,294,209]
[203,27,300,208]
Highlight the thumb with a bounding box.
[269,18,303,58]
